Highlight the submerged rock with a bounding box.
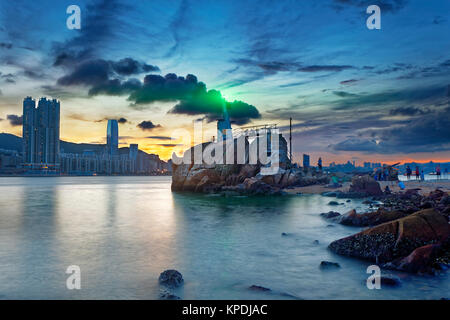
[320,261,341,269]
[159,269,184,288]
[328,201,340,206]
[159,288,181,300]
[249,285,271,292]
[380,275,401,286]
[320,211,341,219]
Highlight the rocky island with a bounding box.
[171,134,329,195]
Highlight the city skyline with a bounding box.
[0,0,449,163]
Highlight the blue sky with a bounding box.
[0,0,449,162]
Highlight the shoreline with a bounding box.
[286,179,450,196]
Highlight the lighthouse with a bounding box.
[217,101,231,141]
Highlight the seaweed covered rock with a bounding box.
[328,209,450,263]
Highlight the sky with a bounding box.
[0,0,449,163]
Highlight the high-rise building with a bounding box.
[22,97,60,168]
[107,119,119,156]
[303,154,310,168]
[22,97,36,164]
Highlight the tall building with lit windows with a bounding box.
[107,119,119,156]
[22,97,60,169]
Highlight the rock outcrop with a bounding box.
[171,137,329,194]
[349,175,383,196]
[329,209,450,263]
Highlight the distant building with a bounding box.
[129,144,138,160]
[22,97,60,170]
[303,154,310,168]
[107,119,119,156]
[0,148,23,173]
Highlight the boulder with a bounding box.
[349,175,382,196]
[382,243,442,274]
[328,209,450,263]
[320,211,341,219]
[159,269,184,288]
[338,208,407,227]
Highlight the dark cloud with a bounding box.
[88,78,142,96]
[333,91,358,98]
[110,58,159,76]
[330,107,450,153]
[68,114,128,124]
[298,65,354,72]
[57,58,157,87]
[86,71,261,125]
[137,121,162,131]
[57,59,110,86]
[331,85,447,111]
[389,106,430,116]
[0,72,16,83]
[128,73,204,104]
[146,136,175,140]
[0,42,12,49]
[340,79,359,85]
[157,143,183,148]
[331,0,408,13]
[168,89,261,125]
[433,16,446,25]
[7,114,23,126]
[232,58,302,74]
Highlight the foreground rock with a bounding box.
[329,209,450,263]
[383,242,450,274]
[338,208,407,227]
[159,269,184,288]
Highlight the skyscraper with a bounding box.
[303,154,310,168]
[22,97,60,167]
[22,97,36,164]
[107,119,119,156]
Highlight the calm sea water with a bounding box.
[0,176,448,300]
